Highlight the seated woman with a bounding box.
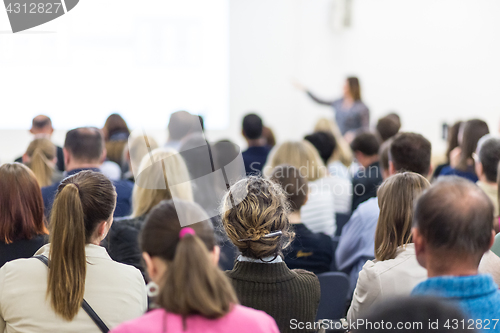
[0,170,147,332]
[22,138,63,187]
[110,200,279,333]
[346,172,430,322]
[0,163,48,267]
[222,177,320,333]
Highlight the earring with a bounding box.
[146,281,160,297]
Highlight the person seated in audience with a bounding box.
[353,297,468,333]
[411,176,500,322]
[15,115,65,172]
[0,163,48,267]
[41,127,134,217]
[262,125,276,147]
[337,132,431,294]
[222,177,320,333]
[165,110,198,151]
[375,113,401,142]
[22,138,63,187]
[431,120,462,180]
[438,119,489,182]
[122,133,159,182]
[304,131,336,166]
[265,140,348,236]
[0,171,146,332]
[270,165,333,274]
[350,131,383,211]
[475,136,500,225]
[241,113,271,176]
[102,113,130,167]
[314,118,353,180]
[110,200,279,333]
[103,148,193,278]
[347,172,430,322]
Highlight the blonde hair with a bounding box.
[265,140,327,182]
[375,172,430,261]
[25,138,57,187]
[126,133,159,176]
[314,118,353,167]
[132,148,193,217]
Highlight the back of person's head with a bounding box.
[445,121,463,163]
[347,76,361,101]
[102,113,130,141]
[375,172,430,261]
[266,140,327,182]
[350,132,380,157]
[242,113,263,140]
[270,165,309,213]
[140,200,238,318]
[314,117,353,166]
[31,115,53,135]
[127,133,159,176]
[221,176,294,259]
[133,148,193,218]
[378,138,394,178]
[48,170,116,320]
[457,119,490,171]
[304,131,337,165]
[211,140,243,186]
[0,163,48,243]
[376,114,401,142]
[477,136,500,183]
[414,176,493,262]
[167,110,197,141]
[64,127,104,164]
[24,138,57,187]
[353,296,468,333]
[389,132,431,176]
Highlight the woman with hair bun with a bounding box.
[222,177,320,333]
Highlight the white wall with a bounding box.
[2,0,500,163]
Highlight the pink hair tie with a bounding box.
[179,227,196,239]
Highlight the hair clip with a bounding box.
[238,230,283,242]
[179,227,196,239]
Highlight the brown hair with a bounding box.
[270,165,308,212]
[48,170,116,320]
[221,176,294,259]
[389,132,432,176]
[0,163,48,243]
[376,115,401,142]
[347,77,361,101]
[456,119,489,172]
[103,113,130,141]
[375,172,430,261]
[445,121,462,164]
[140,200,238,318]
[25,138,57,187]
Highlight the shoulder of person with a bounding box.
[110,309,164,333]
[290,268,320,283]
[113,179,134,191]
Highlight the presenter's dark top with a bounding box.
[0,235,47,268]
[242,145,272,176]
[15,145,65,172]
[41,168,133,218]
[307,92,369,135]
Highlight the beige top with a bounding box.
[347,244,427,322]
[0,244,147,333]
[477,181,499,217]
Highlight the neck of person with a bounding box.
[426,254,480,278]
[479,174,497,187]
[360,155,379,169]
[246,138,267,147]
[288,211,302,224]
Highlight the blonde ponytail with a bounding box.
[25,138,56,187]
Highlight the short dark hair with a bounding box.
[32,115,52,129]
[242,114,263,140]
[64,127,104,162]
[304,131,337,165]
[414,176,493,257]
[389,132,431,176]
[376,115,401,142]
[270,165,308,212]
[478,137,500,183]
[168,111,198,141]
[350,132,380,156]
[379,138,394,173]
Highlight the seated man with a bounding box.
[42,127,133,217]
[337,132,432,293]
[241,113,271,176]
[411,177,500,322]
[475,136,500,223]
[270,165,333,274]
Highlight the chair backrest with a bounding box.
[335,213,351,237]
[315,272,350,321]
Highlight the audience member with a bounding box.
[347,172,429,321]
[22,138,63,187]
[15,115,65,172]
[41,127,134,217]
[432,120,462,179]
[490,164,500,257]
[0,171,146,332]
[375,113,401,142]
[222,177,320,333]
[0,163,48,267]
[350,132,382,211]
[475,136,500,221]
[337,132,431,293]
[122,133,159,182]
[110,200,279,333]
[241,113,271,176]
[270,165,333,274]
[411,176,500,322]
[103,148,193,277]
[165,110,199,151]
[438,119,489,182]
[304,131,336,166]
[262,125,276,147]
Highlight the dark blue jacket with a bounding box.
[242,145,271,176]
[41,168,133,218]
